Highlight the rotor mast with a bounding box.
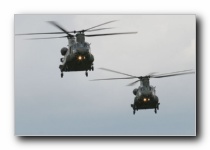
[76,33,85,43]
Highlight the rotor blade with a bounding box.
[16,22,115,36]
[147,72,158,76]
[90,77,137,81]
[16,28,114,36]
[85,27,114,32]
[152,71,195,78]
[48,21,72,36]
[25,36,68,40]
[15,31,74,36]
[99,68,137,78]
[84,20,117,32]
[127,80,140,86]
[151,69,193,77]
[85,32,137,37]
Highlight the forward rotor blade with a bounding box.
[152,71,195,78]
[85,32,137,37]
[127,80,140,86]
[84,20,117,32]
[99,68,137,77]
[48,21,72,36]
[25,36,68,40]
[151,69,193,77]
[15,31,73,36]
[90,77,137,81]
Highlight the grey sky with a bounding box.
[15,15,196,136]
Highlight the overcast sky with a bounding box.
[15,15,196,136]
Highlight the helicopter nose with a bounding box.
[77,55,86,61]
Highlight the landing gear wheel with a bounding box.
[133,110,136,115]
[85,71,88,77]
[91,66,94,71]
[61,72,63,78]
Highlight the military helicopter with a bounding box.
[16,20,137,78]
[91,68,195,114]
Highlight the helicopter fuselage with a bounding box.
[131,77,160,114]
[59,35,94,77]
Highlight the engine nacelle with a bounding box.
[61,47,68,56]
[133,88,138,95]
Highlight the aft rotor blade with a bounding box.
[84,20,117,32]
[99,68,137,78]
[25,36,68,40]
[152,71,195,78]
[127,80,140,86]
[48,21,73,36]
[85,32,137,37]
[90,77,137,81]
[147,72,158,76]
[85,27,114,32]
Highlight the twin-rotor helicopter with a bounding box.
[16,20,137,78]
[91,68,195,114]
